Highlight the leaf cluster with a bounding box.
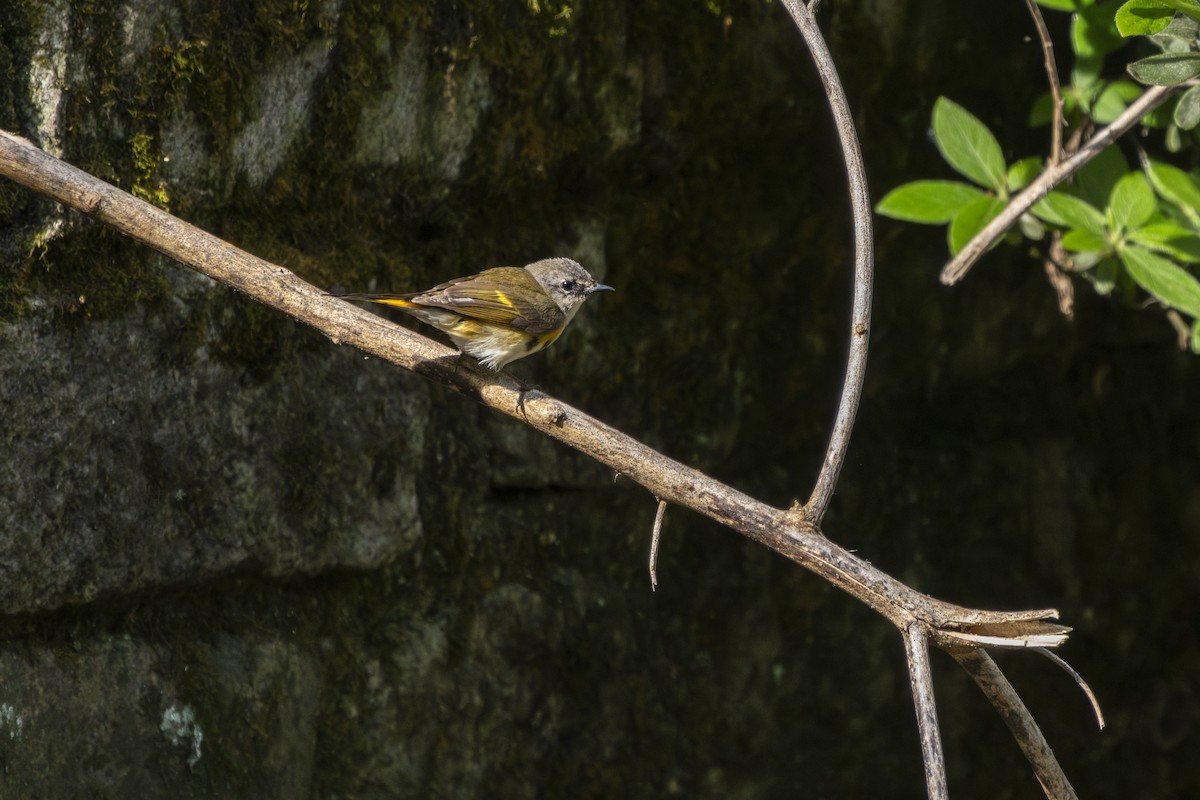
[877,0,1200,351]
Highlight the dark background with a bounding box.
[0,0,1195,797]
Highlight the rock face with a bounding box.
[1,2,1197,798]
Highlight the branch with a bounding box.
[0,129,1066,637]
[905,624,948,800]
[649,499,666,591]
[940,83,1178,286]
[954,649,1079,800]
[777,0,874,526]
[1025,0,1064,166]
[1025,0,1075,318]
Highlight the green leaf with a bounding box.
[1121,245,1200,316]
[1128,222,1200,261]
[1167,123,1184,152]
[875,181,986,223]
[1175,84,1200,128]
[932,98,1007,190]
[1076,144,1129,208]
[1089,257,1119,294]
[1073,57,1105,92]
[1115,0,1177,36]
[1149,13,1200,53]
[1109,172,1158,230]
[1158,0,1200,23]
[1092,80,1143,123]
[1191,318,1200,352]
[1146,161,1200,222]
[1037,0,1085,10]
[1033,191,1108,234]
[1019,212,1047,240]
[1128,53,1200,86]
[1074,3,1127,58]
[1062,228,1111,252]
[948,196,1004,255]
[1006,157,1043,191]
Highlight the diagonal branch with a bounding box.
[0,128,1066,641]
[954,650,1079,800]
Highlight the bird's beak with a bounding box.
[589,283,615,294]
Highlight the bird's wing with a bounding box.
[413,267,564,334]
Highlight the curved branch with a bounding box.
[940,84,1177,286]
[777,1,874,525]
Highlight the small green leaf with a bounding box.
[1075,3,1127,58]
[1167,123,1184,152]
[1076,145,1130,208]
[948,196,1004,255]
[1128,53,1200,86]
[1115,0,1177,36]
[1109,172,1158,231]
[1062,228,1111,252]
[1030,90,1083,126]
[1129,222,1200,261]
[1019,213,1047,240]
[1092,80,1144,123]
[1190,318,1200,352]
[1006,157,1043,191]
[1089,257,1119,294]
[875,181,986,223]
[1175,84,1200,129]
[1147,161,1200,223]
[1121,245,1200,316]
[1037,0,1085,10]
[1073,57,1105,92]
[1070,250,1107,271]
[1033,191,1108,234]
[1157,0,1200,23]
[932,98,1007,190]
[1149,14,1200,54]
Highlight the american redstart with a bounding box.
[337,257,613,370]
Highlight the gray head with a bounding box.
[524,257,614,318]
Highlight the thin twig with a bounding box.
[1025,0,1064,166]
[1024,0,1076,316]
[1043,254,1075,318]
[649,499,667,591]
[954,650,1079,800]
[777,0,874,526]
[1033,647,1105,730]
[905,624,949,800]
[941,84,1177,285]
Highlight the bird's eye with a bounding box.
[561,280,576,291]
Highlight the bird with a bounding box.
[336,257,613,370]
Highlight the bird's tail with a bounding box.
[334,293,418,309]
